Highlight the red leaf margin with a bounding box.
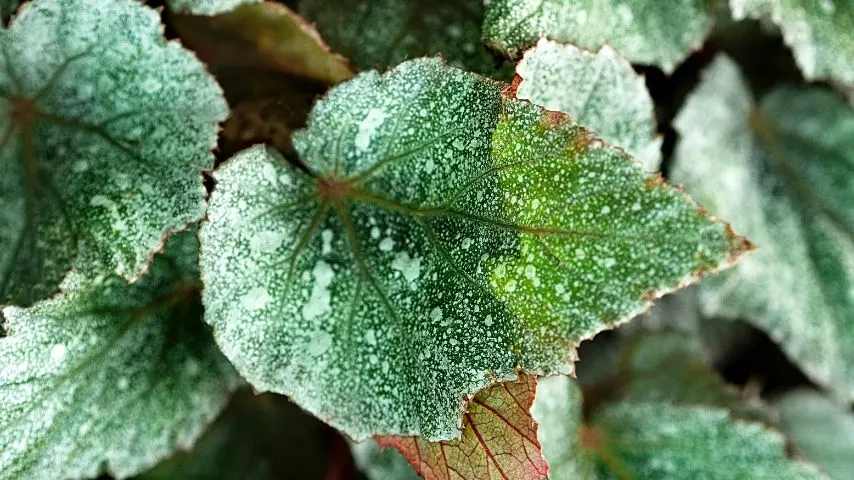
[377,374,548,480]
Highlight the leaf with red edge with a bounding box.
[377,374,548,480]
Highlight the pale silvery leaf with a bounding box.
[731,0,854,85]
[0,0,227,305]
[0,232,241,480]
[533,376,825,479]
[482,0,715,72]
[298,0,499,75]
[200,58,746,440]
[516,39,662,171]
[167,0,260,16]
[776,389,854,480]
[352,440,420,480]
[671,55,854,400]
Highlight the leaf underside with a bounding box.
[378,373,548,480]
[166,0,260,16]
[0,0,227,305]
[0,232,240,480]
[201,58,746,440]
[671,55,854,401]
[481,0,714,72]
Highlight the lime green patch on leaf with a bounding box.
[0,232,241,480]
[671,55,854,401]
[200,59,746,441]
[0,0,227,305]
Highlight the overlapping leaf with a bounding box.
[298,0,501,75]
[776,389,854,480]
[0,232,241,480]
[515,39,661,171]
[200,58,746,440]
[378,374,547,480]
[671,55,854,400]
[171,2,354,85]
[482,0,716,72]
[533,376,824,479]
[166,0,259,16]
[352,440,420,480]
[0,0,227,305]
[731,0,854,85]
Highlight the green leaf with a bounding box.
[0,0,227,305]
[731,0,854,85]
[166,0,260,16]
[482,0,716,72]
[776,389,854,480]
[377,374,548,480]
[171,2,354,85]
[671,55,854,400]
[515,39,661,171]
[533,376,824,480]
[200,59,747,440]
[137,389,329,480]
[298,0,502,75]
[0,232,241,480]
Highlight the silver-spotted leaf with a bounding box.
[516,39,661,171]
[482,0,715,72]
[671,55,854,400]
[533,376,824,480]
[0,0,227,305]
[298,0,501,75]
[776,389,854,480]
[200,58,746,440]
[0,232,241,480]
[731,0,854,85]
[166,0,260,16]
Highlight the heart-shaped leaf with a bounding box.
[515,39,661,171]
[0,232,241,480]
[730,0,854,85]
[482,0,716,72]
[533,376,824,479]
[378,374,547,480]
[0,0,227,305]
[671,55,854,401]
[200,58,747,440]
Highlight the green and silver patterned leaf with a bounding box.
[515,39,661,171]
[671,55,854,400]
[166,0,260,16]
[731,0,854,85]
[533,376,824,480]
[482,0,716,72]
[0,0,227,305]
[776,389,854,480]
[298,0,500,75]
[0,232,241,480]
[200,58,746,441]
